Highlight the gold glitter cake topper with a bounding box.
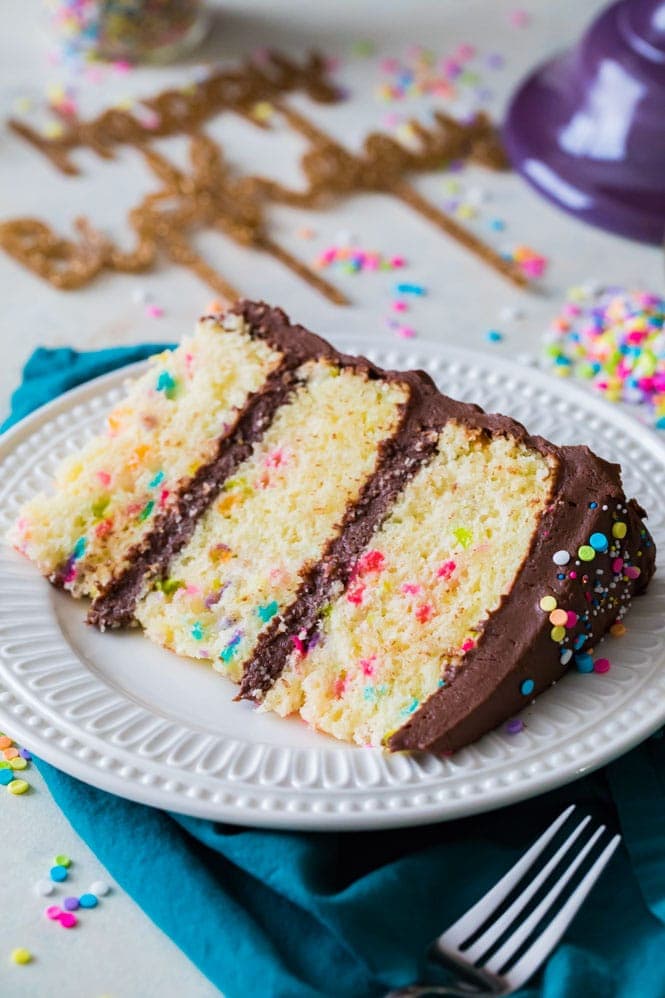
[1,50,526,302]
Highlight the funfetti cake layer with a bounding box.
[134,358,408,682]
[10,313,283,600]
[10,301,656,755]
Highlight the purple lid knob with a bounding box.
[503,0,665,244]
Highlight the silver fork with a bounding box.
[387,805,620,997]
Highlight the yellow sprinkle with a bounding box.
[8,779,29,795]
[539,596,557,612]
[11,948,32,965]
[9,757,27,770]
[612,522,627,539]
[251,101,274,123]
[550,625,566,642]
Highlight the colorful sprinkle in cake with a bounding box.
[10,302,656,754]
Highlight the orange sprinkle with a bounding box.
[4,747,19,759]
[0,736,11,749]
[610,622,627,637]
[549,609,568,626]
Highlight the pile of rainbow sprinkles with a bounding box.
[544,288,665,430]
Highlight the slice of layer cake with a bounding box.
[10,301,656,754]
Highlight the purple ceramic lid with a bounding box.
[503,0,665,244]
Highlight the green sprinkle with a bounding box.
[149,470,165,488]
[453,527,473,549]
[191,622,203,640]
[91,495,110,519]
[54,853,71,868]
[72,537,86,559]
[156,578,184,596]
[156,371,177,399]
[138,500,155,521]
[257,600,279,623]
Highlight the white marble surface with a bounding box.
[0,1,661,996]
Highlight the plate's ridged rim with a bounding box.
[1,338,664,830]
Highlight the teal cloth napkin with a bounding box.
[5,346,665,998]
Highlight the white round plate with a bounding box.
[0,338,664,830]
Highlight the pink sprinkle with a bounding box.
[569,571,578,580]
[437,560,457,579]
[97,470,112,487]
[455,43,476,61]
[566,611,578,628]
[401,582,422,595]
[612,558,624,574]
[357,549,386,576]
[159,488,170,507]
[347,583,365,605]
[59,912,77,928]
[396,325,416,339]
[146,305,164,318]
[291,634,305,655]
[264,447,287,469]
[46,906,62,920]
[332,677,347,699]
[415,603,433,623]
[381,57,400,73]
[593,657,611,674]
[360,655,377,676]
[391,300,407,312]
[112,60,132,74]
[185,584,200,596]
[461,638,475,652]
[625,566,641,579]
[390,255,406,268]
[509,8,530,28]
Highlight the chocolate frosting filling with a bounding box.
[86,301,656,754]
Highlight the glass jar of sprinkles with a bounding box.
[45,0,208,64]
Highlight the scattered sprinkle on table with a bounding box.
[313,246,406,273]
[486,329,503,343]
[543,287,665,429]
[10,947,32,965]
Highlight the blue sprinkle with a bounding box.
[520,678,535,696]
[50,865,68,882]
[556,573,565,580]
[79,893,98,909]
[394,283,426,296]
[257,600,279,623]
[489,218,505,231]
[589,501,598,509]
[400,697,420,716]
[656,417,665,431]
[575,653,594,673]
[72,537,87,560]
[363,686,376,702]
[574,633,587,650]
[486,329,503,343]
[220,633,242,663]
[149,470,165,488]
[590,532,608,552]
[191,622,203,640]
[156,371,177,398]
[0,770,15,785]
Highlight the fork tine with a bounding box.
[462,814,591,962]
[504,834,621,990]
[439,806,575,949]
[482,825,606,975]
